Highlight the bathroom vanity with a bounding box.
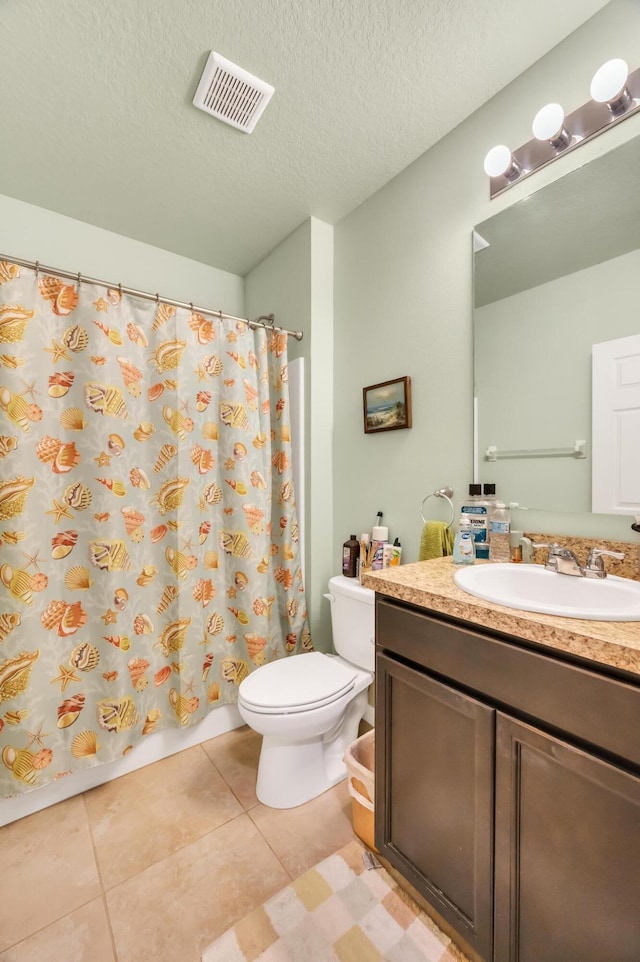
[363,558,640,962]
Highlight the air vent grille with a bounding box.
[193,52,274,133]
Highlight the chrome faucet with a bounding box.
[539,543,584,576]
[532,542,625,578]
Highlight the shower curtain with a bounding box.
[0,261,310,797]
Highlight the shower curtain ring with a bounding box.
[34,260,39,277]
[77,271,82,288]
[190,303,194,313]
[118,283,122,296]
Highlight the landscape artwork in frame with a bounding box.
[363,376,412,434]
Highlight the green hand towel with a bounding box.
[419,521,455,561]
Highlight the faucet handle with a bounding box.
[531,542,559,570]
[584,547,625,578]
[585,547,625,568]
[587,547,625,561]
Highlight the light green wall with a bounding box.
[476,247,640,515]
[244,219,312,363]
[334,0,640,562]
[245,217,334,650]
[0,194,244,311]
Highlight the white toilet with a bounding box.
[237,575,375,809]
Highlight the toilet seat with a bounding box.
[239,652,357,714]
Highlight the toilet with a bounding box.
[237,575,375,809]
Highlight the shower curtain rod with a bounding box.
[0,252,304,341]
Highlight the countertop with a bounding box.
[361,558,640,678]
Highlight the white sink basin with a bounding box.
[453,563,640,621]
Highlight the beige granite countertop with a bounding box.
[362,558,640,678]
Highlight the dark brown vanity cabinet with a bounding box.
[375,596,640,962]
[377,652,495,959]
[494,715,640,962]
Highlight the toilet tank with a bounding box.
[326,575,375,672]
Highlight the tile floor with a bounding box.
[0,726,357,962]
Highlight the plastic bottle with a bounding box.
[342,535,359,578]
[371,511,388,571]
[453,518,476,565]
[489,502,511,563]
[383,537,402,567]
[460,484,489,559]
[480,484,499,557]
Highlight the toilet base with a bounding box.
[255,689,369,809]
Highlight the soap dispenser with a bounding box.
[453,518,476,565]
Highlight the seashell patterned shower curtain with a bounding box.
[0,261,310,797]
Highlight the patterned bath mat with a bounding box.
[202,839,470,961]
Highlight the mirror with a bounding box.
[473,133,640,514]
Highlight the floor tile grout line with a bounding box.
[82,742,250,895]
[198,737,261,814]
[198,740,305,883]
[81,789,107,893]
[0,794,118,957]
[81,790,120,961]
[98,808,253,894]
[0,893,110,957]
[197,741,244,808]
[245,806,301,883]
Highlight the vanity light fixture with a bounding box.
[531,103,573,150]
[590,58,633,115]
[483,145,522,180]
[484,60,640,198]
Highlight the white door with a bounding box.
[592,333,640,514]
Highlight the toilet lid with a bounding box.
[239,652,357,714]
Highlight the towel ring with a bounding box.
[420,486,455,528]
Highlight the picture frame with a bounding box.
[363,376,412,434]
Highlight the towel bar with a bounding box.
[420,487,455,528]
[485,441,587,461]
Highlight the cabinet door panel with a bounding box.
[376,653,494,960]
[495,714,640,962]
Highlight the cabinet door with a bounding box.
[495,714,640,962]
[376,653,495,960]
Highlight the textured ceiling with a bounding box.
[0,0,610,275]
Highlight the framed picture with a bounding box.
[363,376,412,434]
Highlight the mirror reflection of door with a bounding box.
[592,333,640,515]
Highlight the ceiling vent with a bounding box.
[193,51,274,133]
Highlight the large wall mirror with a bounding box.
[473,132,640,515]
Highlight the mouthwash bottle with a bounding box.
[460,484,489,559]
